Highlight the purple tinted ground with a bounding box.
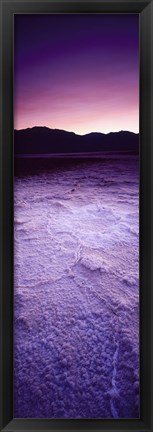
[14,156,139,418]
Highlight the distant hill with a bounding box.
[14,127,139,155]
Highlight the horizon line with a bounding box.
[14,126,139,137]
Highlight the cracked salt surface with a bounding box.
[14,156,139,418]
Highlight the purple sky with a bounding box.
[14,14,139,134]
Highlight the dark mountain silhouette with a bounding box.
[14,127,139,155]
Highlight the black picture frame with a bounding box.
[0,1,153,431]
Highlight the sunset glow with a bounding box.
[14,14,139,134]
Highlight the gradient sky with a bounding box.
[14,14,139,134]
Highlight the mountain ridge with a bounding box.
[14,127,139,155]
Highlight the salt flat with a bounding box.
[14,156,139,418]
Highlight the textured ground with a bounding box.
[14,156,139,418]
